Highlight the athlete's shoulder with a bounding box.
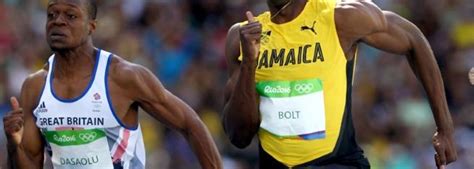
[20,65,48,107]
[23,65,48,90]
[29,66,48,79]
[225,23,241,61]
[335,0,387,37]
[107,54,156,88]
[226,22,240,39]
[335,0,382,16]
[107,54,166,101]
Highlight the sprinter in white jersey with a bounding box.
[2,0,222,169]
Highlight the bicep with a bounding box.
[19,77,44,164]
[225,23,242,75]
[140,91,193,131]
[224,23,243,102]
[362,11,425,55]
[131,66,195,131]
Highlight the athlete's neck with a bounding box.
[53,43,97,80]
[267,0,307,24]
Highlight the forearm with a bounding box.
[184,118,222,169]
[7,143,41,169]
[407,31,454,134]
[392,13,454,133]
[223,60,260,148]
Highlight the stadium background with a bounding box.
[0,0,473,168]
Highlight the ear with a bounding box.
[88,19,97,35]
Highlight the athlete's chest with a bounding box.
[51,76,94,99]
[34,83,117,129]
[34,51,123,130]
[255,17,344,81]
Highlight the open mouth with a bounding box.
[50,31,67,39]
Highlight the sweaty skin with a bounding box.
[222,0,456,168]
[3,0,222,169]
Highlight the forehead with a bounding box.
[48,0,86,10]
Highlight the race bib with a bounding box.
[257,78,326,140]
[44,129,114,169]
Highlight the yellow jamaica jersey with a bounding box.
[238,0,361,167]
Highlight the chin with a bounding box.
[49,44,72,52]
[47,41,71,51]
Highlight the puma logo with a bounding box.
[261,30,272,44]
[301,21,317,35]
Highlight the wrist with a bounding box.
[7,141,20,154]
[437,127,454,136]
[241,57,257,68]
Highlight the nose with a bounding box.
[51,14,67,26]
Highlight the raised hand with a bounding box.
[3,97,24,146]
[239,11,262,62]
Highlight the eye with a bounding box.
[68,14,77,19]
[47,12,57,19]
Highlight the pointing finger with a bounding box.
[246,11,256,23]
[10,97,20,111]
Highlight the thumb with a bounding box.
[246,11,256,23]
[10,97,20,111]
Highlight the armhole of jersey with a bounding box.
[329,0,346,62]
[32,58,52,121]
[104,55,139,131]
[32,74,48,121]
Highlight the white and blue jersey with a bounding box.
[33,49,146,169]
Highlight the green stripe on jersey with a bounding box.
[44,129,106,146]
[256,78,323,98]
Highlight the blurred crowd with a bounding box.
[0,0,473,169]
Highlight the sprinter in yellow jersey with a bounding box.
[222,0,457,168]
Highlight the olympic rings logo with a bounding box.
[79,132,98,142]
[294,83,314,93]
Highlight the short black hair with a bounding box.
[86,0,97,20]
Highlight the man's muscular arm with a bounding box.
[362,11,456,166]
[336,1,456,167]
[109,57,222,169]
[4,72,46,169]
[222,12,261,149]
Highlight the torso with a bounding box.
[237,0,362,166]
[30,49,146,169]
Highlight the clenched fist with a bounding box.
[240,11,262,62]
[433,131,457,169]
